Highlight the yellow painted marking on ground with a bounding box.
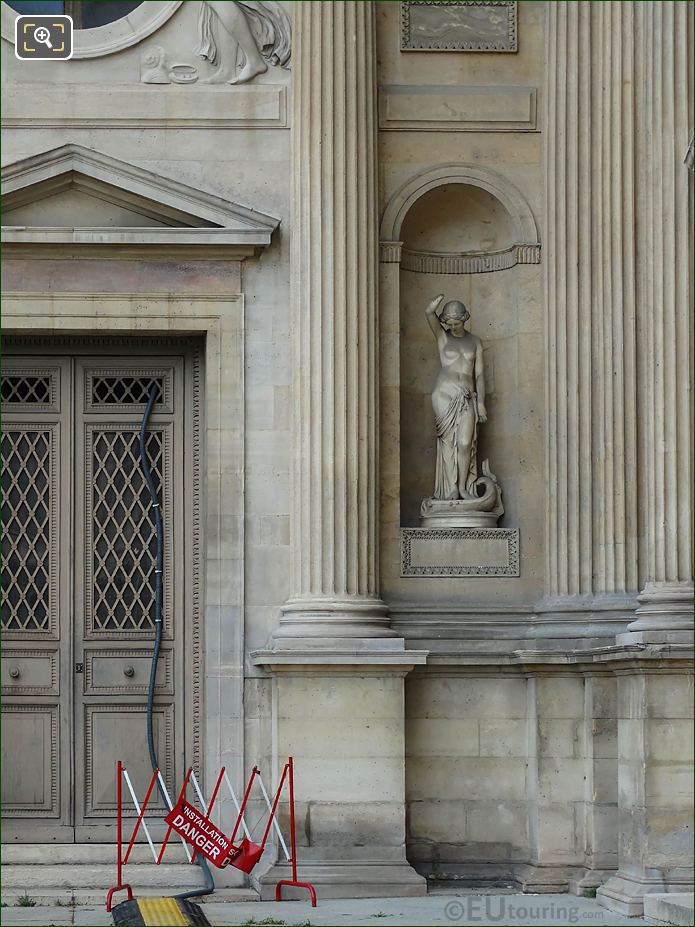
[138,896,189,926]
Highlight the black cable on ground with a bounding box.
[139,383,215,901]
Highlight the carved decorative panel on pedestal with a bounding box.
[401,527,519,577]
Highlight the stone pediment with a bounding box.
[1,144,279,257]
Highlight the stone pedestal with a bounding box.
[251,649,428,898]
[570,673,619,896]
[524,673,586,890]
[597,666,694,916]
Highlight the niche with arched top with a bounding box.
[397,178,538,531]
[401,183,517,256]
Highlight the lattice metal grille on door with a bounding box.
[91,376,164,406]
[1,430,52,632]
[90,430,164,633]
[1,375,52,405]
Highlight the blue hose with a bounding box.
[139,384,215,901]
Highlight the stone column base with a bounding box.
[569,869,618,897]
[275,596,395,640]
[597,870,694,917]
[618,582,694,645]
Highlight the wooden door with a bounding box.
[72,357,186,840]
[2,343,199,842]
[1,358,73,841]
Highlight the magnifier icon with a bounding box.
[34,25,53,48]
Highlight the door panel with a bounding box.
[73,357,185,837]
[1,358,72,840]
[82,703,174,815]
[84,648,174,695]
[1,651,58,694]
[1,705,59,815]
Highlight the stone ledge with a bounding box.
[405,643,693,672]
[644,892,695,926]
[251,645,429,675]
[1,83,289,129]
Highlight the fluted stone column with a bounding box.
[276,0,391,642]
[544,2,694,916]
[623,0,693,641]
[252,2,427,899]
[546,6,694,913]
[543,1,640,632]
[544,0,693,642]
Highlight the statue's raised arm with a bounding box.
[425,294,446,341]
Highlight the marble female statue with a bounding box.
[196,1,291,85]
[425,294,488,501]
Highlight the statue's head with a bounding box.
[439,299,470,335]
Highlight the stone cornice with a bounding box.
[412,643,693,674]
[400,243,540,274]
[250,647,429,676]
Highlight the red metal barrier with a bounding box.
[275,758,317,906]
[105,760,133,912]
[106,757,316,911]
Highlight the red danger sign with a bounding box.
[164,800,232,867]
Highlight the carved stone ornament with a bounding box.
[421,295,503,528]
[196,1,291,84]
[402,242,540,274]
[140,1,291,86]
[141,45,172,83]
[401,527,519,577]
[401,1,518,53]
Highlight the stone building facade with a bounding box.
[1,1,692,917]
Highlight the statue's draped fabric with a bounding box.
[196,1,292,68]
[433,386,479,499]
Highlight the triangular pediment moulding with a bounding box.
[1,144,279,258]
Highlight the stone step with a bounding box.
[3,863,205,890]
[644,892,695,926]
[0,887,259,907]
[1,843,260,906]
[2,843,191,865]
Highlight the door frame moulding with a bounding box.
[1,293,246,799]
